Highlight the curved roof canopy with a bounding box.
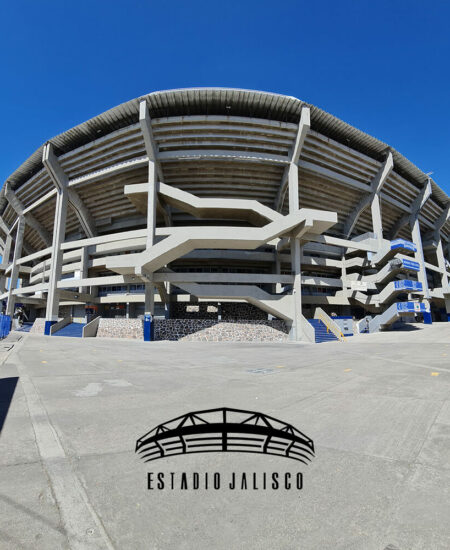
[2,87,448,215]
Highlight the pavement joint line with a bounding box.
[8,338,115,550]
[339,349,450,374]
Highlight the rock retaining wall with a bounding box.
[96,318,143,339]
[155,319,288,342]
[31,316,289,342]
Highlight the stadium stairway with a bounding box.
[53,322,85,337]
[308,319,339,343]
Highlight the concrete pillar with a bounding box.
[6,217,25,317]
[436,238,449,290]
[410,216,432,324]
[164,282,171,319]
[371,193,383,245]
[0,234,12,293]
[3,234,12,265]
[273,251,282,293]
[341,257,348,299]
[445,298,450,322]
[436,238,450,322]
[288,162,302,340]
[144,160,157,315]
[79,246,88,295]
[45,186,68,331]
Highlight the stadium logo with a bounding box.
[136,407,314,464]
[136,408,314,490]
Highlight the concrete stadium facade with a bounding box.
[1,88,449,341]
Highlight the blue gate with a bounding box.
[0,315,11,339]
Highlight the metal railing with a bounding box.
[314,308,346,342]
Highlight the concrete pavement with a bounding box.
[0,324,449,549]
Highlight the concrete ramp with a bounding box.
[105,208,338,276]
[368,301,428,333]
[125,181,283,225]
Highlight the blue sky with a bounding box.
[1,0,449,195]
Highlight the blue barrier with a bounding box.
[390,239,417,252]
[0,315,11,339]
[44,320,57,336]
[396,302,427,313]
[143,314,154,341]
[394,280,423,291]
[401,259,420,271]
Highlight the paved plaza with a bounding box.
[0,325,449,549]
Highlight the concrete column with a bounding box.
[341,257,348,299]
[164,282,171,319]
[274,252,282,293]
[410,216,432,324]
[2,234,12,265]
[436,238,450,321]
[288,162,302,341]
[45,186,68,328]
[436,238,449,290]
[79,246,88,294]
[6,216,25,317]
[371,193,383,245]
[144,160,157,315]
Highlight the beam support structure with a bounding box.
[288,162,302,341]
[433,204,450,320]
[43,143,97,239]
[343,152,393,240]
[42,144,69,332]
[6,216,25,316]
[409,180,433,323]
[139,99,160,315]
[274,107,310,212]
[4,182,51,247]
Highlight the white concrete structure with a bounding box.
[0,88,449,339]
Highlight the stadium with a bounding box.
[0,87,449,342]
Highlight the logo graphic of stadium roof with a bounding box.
[135,407,315,464]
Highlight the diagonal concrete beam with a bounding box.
[139,100,171,227]
[4,182,52,247]
[343,152,393,238]
[433,203,450,241]
[388,179,432,240]
[274,107,310,212]
[42,143,97,239]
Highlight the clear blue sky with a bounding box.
[1,0,449,196]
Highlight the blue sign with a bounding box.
[396,302,427,313]
[390,239,417,252]
[394,280,423,291]
[401,259,420,271]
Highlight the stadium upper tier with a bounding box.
[2,88,449,251]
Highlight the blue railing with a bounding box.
[394,280,423,291]
[390,239,417,252]
[0,315,11,339]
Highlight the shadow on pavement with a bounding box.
[0,377,19,434]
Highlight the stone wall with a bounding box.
[155,319,288,342]
[172,301,268,321]
[96,318,143,339]
[30,316,288,342]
